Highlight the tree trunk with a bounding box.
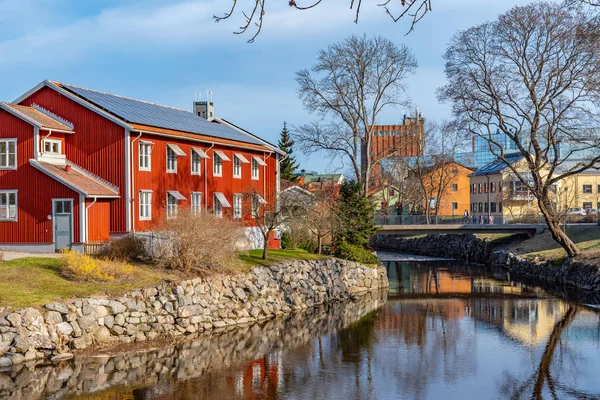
[538,198,581,258]
[262,233,269,260]
[317,235,322,255]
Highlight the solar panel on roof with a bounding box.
[61,84,265,146]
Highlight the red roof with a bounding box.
[1,103,74,132]
[30,160,119,197]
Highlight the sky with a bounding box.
[0,0,537,174]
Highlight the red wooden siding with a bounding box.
[132,133,277,230]
[0,109,81,243]
[87,199,111,242]
[20,87,127,234]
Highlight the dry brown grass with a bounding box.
[152,208,245,274]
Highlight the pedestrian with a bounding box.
[463,210,468,223]
[479,214,483,224]
[489,214,494,225]
[472,214,477,224]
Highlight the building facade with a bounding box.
[0,80,282,252]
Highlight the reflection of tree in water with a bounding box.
[337,309,380,363]
[501,305,600,400]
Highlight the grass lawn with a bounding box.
[0,257,179,309]
[508,225,600,264]
[238,248,329,267]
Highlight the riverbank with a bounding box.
[372,233,600,295]
[0,258,387,367]
[0,290,386,398]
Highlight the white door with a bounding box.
[53,199,73,251]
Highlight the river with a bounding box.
[2,254,600,400]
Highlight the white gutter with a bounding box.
[130,132,143,232]
[84,196,97,243]
[204,143,215,209]
[33,127,40,159]
[133,129,273,154]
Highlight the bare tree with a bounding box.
[243,186,307,260]
[214,1,433,42]
[302,190,338,255]
[439,2,600,257]
[294,35,418,197]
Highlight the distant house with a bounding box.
[0,80,283,252]
[299,173,345,188]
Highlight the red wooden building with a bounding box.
[0,80,283,252]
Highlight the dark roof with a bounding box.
[59,84,264,146]
[31,160,119,197]
[1,103,74,132]
[471,153,525,176]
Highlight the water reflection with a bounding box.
[3,261,600,399]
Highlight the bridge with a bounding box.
[377,223,546,237]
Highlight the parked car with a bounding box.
[567,208,587,215]
[586,208,597,215]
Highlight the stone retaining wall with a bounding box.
[0,290,386,399]
[372,233,600,294]
[0,258,388,368]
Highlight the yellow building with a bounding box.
[469,154,600,222]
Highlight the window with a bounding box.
[490,182,496,193]
[452,184,458,192]
[0,139,16,169]
[499,201,503,212]
[484,202,489,213]
[191,192,202,214]
[166,147,177,173]
[139,191,151,220]
[478,202,483,212]
[43,139,61,155]
[0,191,17,220]
[478,183,482,193]
[452,202,458,210]
[583,202,592,210]
[583,184,592,194]
[491,202,497,213]
[191,150,201,175]
[251,158,259,180]
[167,192,178,218]
[451,168,458,174]
[499,183,503,193]
[214,193,223,218]
[54,200,71,214]
[233,156,242,178]
[598,185,600,194]
[472,203,476,213]
[471,184,476,194]
[484,183,489,193]
[139,142,151,171]
[233,194,242,219]
[213,153,222,177]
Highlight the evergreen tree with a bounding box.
[278,122,300,182]
[334,180,377,249]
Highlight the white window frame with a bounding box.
[191,150,201,176]
[191,192,202,214]
[214,193,223,218]
[166,192,178,218]
[166,146,177,174]
[233,156,242,178]
[139,142,152,171]
[233,193,242,219]
[139,190,152,221]
[213,153,222,177]
[0,190,17,221]
[0,139,17,170]
[251,158,259,180]
[251,195,259,218]
[43,139,62,155]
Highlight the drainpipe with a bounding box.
[84,197,97,243]
[205,143,215,209]
[130,132,143,233]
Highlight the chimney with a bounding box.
[193,100,215,120]
[65,165,71,172]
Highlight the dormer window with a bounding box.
[43,139,61,155]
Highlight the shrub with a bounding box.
[152,208,244,274]
[99,235,150,262]
[59,250,133,281]
[334,242,380,265]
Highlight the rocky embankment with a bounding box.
[0,258,388,368]
[0,290,386,399]
[372,233,600,294]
